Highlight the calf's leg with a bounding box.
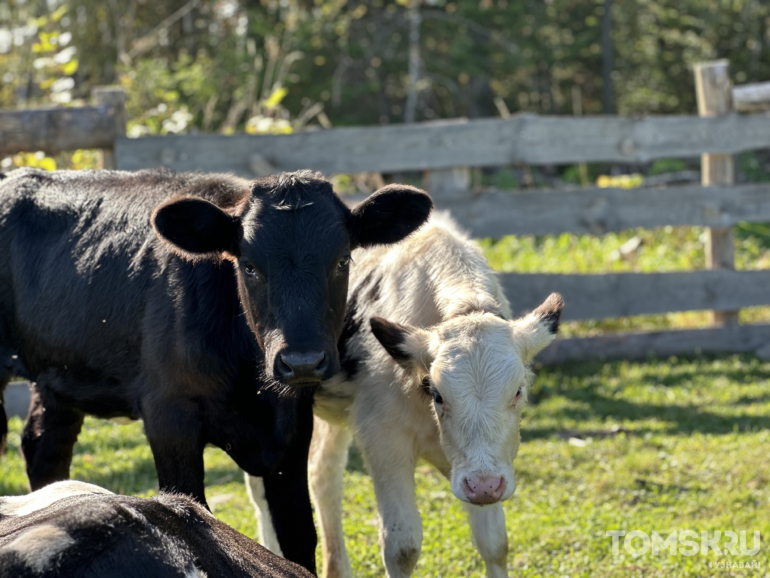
[21,388,84,490]
[463,502,509,578]
[142,396,207,507]
[244,473,283,555]
[362,431,422,578]
[0,392,7,455]
[309,417,353,578]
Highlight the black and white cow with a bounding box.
[0,167,432,572]
[248,213,562,577]
[0,481,313,577]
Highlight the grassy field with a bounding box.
[2,355,768,577]
[1,225,769,576]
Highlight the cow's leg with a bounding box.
[21,388,84,490]
[309,417,353,578]
[244,473,283,554]
[463,502,509,578]
[362,432,421,578]
[142,397,207,507]
[262,401,317,574]
[0,382,7,455]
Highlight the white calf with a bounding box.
[247,213,563,577]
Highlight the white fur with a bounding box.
[185,566,209,578]
[0,481,113,517]
[5,525,75,572]
[244,474,284,556]
[250,212,559,577]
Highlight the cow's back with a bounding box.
[0,168,249,413]
[0,488,313,578]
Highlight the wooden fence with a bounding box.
[3,60,770,366]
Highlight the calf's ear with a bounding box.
[152,197,243,260]
[511,293,564,364]
[370,317,433,371]
[349,184,433,248]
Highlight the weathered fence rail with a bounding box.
[439,182,770,237]
[3,61,770,373]
[538,323,770,365]
[0,105,120,156]
[113,113,770,176]
[503,270,770,321]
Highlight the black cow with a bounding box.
[0,480,314,577]
[0,167,432,572]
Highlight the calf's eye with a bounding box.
[244,264,258,278]
[338,255,351,269]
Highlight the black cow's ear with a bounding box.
[370,316,433,371]
[152,197,243,259]
[349,184,433,248]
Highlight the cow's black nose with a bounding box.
[277,351,327,384]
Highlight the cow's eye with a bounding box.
[338,255,351,269]
[244,264,258,278]
[430,387,443,405]
[515,387,522,398]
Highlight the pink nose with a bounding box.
[462,476,506,505]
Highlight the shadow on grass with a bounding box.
[525,355,770,441]
[346,443,367,474]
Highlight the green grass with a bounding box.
[2,355,768,577]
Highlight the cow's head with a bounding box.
[152,171,432,388]
[370,293,563,506]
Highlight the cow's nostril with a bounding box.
[463,476,506,505]
[278,351,326,383]
[462,478,477,498]
[276,356,294,378]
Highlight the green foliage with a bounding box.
[648,158,688,176]
[4,0,770,130]
[2,354,769,576]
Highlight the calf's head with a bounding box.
[152,171,432,387]
[370,293,563,505]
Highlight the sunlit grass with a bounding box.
[2,355,768,577]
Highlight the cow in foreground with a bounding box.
[0,481,313,577]
[248,213,563,577]
[0,168,432,572]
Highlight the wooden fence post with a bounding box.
[694,60,738,327]
[426,167,470,201]
[92,87,127,170]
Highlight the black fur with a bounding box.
[369,317,413,366]
[336,274,368,380]
[152,197,244,257]
[0,167,432,573]
[365,276,382,303]
[0,490,313,578]
[532,292,564,334]
[347,185,433,248]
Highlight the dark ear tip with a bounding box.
[543,292,564,312]
[372,184,426,196]
[369,316,389,334]
[534,293,564,335]
[374,184,434,209]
